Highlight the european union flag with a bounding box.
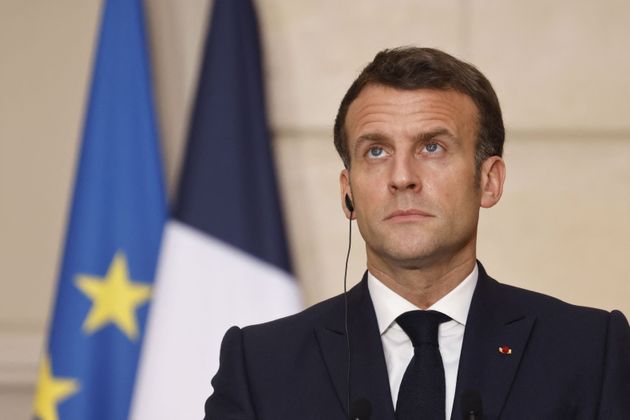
[33,0,165,419]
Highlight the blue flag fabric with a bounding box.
[34,0,165,419]
[174,0,292,273]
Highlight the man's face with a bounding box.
[340,84,503,270]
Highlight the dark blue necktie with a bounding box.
[395,310,451,420]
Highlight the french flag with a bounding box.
[130,0,302,418]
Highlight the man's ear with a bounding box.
[339,169,355,219]
[480,156,506,209]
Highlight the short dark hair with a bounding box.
[333,47,504,170]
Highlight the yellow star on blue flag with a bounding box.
[76,252,151,340]
[33,355,79,420]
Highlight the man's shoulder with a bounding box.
[240,289,347,341]
[489,275,619,330]
[497,279,605,312]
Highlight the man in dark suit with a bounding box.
[204,47,630,419]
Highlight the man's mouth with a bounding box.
[384,209,433,221]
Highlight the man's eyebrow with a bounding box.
[416,128,458,143]
[352,133,389,155]
[356,132,388,143]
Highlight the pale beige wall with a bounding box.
[0,1,103,417]
[1,0,629,417]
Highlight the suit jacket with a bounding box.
[204,264,630,419]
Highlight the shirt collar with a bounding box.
[367,264,478,335]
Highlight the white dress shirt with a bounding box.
[367,264,478,420]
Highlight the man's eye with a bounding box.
[424,143,442,153]
[368,147,385,158]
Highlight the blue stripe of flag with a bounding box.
[173,0,292,273]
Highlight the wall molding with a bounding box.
[0,331,42,388]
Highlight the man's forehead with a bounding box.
[345,84,480,137]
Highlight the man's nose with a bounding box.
[388,153,421,193]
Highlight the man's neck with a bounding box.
[366,253,477,309]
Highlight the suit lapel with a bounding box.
[452,264,535,419]
[315,265,535,419]
[315,275,395,420]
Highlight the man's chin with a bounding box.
[375,245,441,270]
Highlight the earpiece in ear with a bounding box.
[345,194,354,213]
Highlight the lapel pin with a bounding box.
[498,345,512,355]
